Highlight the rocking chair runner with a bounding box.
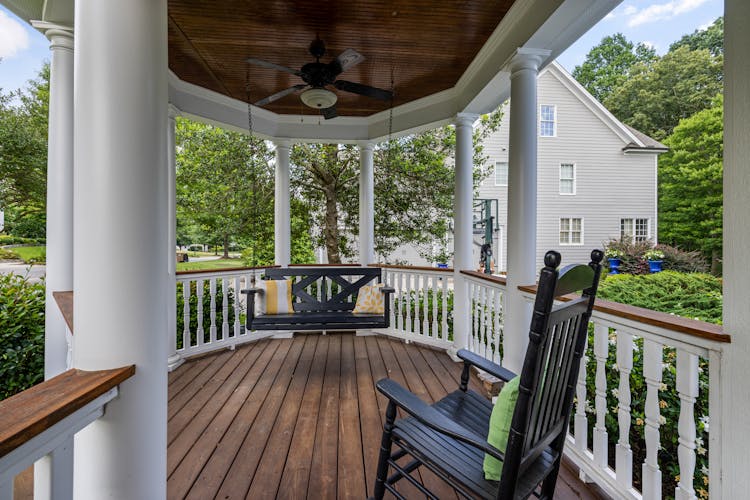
[371,249,604,499]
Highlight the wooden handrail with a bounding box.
[0,366,135,458]
[518,284,731,344]
[460,270,507,286]
[53,291,74,333]
[175,265,279,276]
[372,263,455,273]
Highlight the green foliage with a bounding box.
[603,46,723,141]
[599,271,722,324]
[656,244,709,274]
[0,274,45,400]
[0,248,18,259]
[0,234,45,245]
[12,246,46,264]
[670,17,723,57]
[0,63,49,214]
[659,96,723,271]
[572,33,657,103]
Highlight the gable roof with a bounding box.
[541,61,668,155]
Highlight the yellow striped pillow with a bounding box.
[352,283,385,314]
[255,279,294,315]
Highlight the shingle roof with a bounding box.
[622,124,668,152]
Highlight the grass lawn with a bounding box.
[12,246,46,263]
[177,258,245,272]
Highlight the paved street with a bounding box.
[0,261,45,282]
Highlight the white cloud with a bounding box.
[0,10,29,59]
[623,5,638,15]
[604,12,616,21]
[626,0,710,27]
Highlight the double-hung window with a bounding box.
[495,161,508,186]
[560,218,583,245]
[540,105,556,137]
[559,163,575,194]
[621,218,649,242]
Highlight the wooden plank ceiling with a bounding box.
[168,0,516,117]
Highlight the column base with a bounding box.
[167,353,184,371]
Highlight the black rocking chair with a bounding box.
[371,249,603,499]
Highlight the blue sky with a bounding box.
[0,0,724,94]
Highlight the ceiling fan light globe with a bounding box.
[300,88,337,109]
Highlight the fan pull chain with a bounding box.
[245,65,258,286]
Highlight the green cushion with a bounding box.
[483,375,520,481]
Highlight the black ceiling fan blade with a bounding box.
[322,105,338,120]
[329,49,365,75]
[334,80,393,101]
[246,58,302,77]
[254,84,308,106]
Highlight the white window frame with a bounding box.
[494,161,508,186]
[540,104,556,137]
[559,217,584,246]
[620,218,650,242]
[559,163,576,195]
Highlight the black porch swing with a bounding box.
[241,65,395,333]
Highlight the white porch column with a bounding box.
[504,48,548,373]
[359,142,375,265]
[32,27,75,500]
[167,106,183,371]
[35,25,74,379]
[451,113,478,356]
[73,0,168,498]
[274,140,291,266]
[721,1,750,498]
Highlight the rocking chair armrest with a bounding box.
[457,349,517,383]
[376,378,505,461]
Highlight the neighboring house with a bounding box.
[386,61,667,271]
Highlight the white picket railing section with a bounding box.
[378,266,454,349]
[463,272,506,365]
[515,289,727,500]
[175,267,268,358]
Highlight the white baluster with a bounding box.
[675,349,699,500]
[221,278,229,340]
[387,270,395,332]
[616,330,634,489]
[245,273,254,334]
[196,278,205,345]
[396,272,404,333]
[431,274,439,339]
[422,274,430,337]
[405,272,413,335]
[643,339,664,500]
[493,288,502,364]
[472,283,480,353]
[575,335,589,462]
[182,280,190,349]
[233,276,241,337]
[481,285,489,359]
[209,278,217,344]
[593,323,609,470]
[441,274,448,342]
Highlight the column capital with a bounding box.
[357,141,375,152]
[31,21,74,51]
[508,47,551,75]
[454,113,479,128]
[274,139,293,150]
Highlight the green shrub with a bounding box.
[0,274,45,400]
[0,248,19,260]
[176,280,238,349]
[0,235,45,245]
[656,244,709,273]
[599,271,722,324]
[604,238,710,275]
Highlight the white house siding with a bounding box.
[381,63,660,272]
[479,63,659,271]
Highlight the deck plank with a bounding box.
[245,335,318,498]
[213,337,305,499]
[167,334,606,500]
[277,335,329,499]
[308,334,342,498]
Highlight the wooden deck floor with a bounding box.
[167,334,606,500]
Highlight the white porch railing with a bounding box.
[377,265,454,349]
[175,267,270,359]
[462,270,506,365]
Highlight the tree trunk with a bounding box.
[323,187,341,264]
[222,233,230,259]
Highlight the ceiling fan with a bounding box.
[247,37,393,119]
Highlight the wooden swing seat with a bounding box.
[242,267,395,331]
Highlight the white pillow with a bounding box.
[255,279,294,315]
